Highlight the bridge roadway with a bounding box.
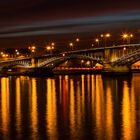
[0,43,140,75]
[60,43,140,54]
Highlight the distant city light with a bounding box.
[76,38,80,42]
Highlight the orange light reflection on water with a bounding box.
[0,74,139,140]
[30,78,38,140]
[121,81,136,140]
[1,78,10,138]
[105,85,114,140]
[46,78,57,139]
[16,78,21,139]
[95,75,105,140]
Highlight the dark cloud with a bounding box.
[0,10,140,37]
[0,0,140,48]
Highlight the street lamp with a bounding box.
[100,33,111,47]
[81,60,84,67]
[75,38,80,49]
[15,49,19,55]
[46,46,51,51]
[28,45,36,56]
[105,33,111,38]
[122,33,133,44]
[69,42,74,50]
[76,38,80,42]
[100,33,111,59]
[45,42,55,54]
[31,46,36,53]
[51,42,55,46]
[122,33,128,39]
[46,45,54,54]
[105,33,111,47]
[51,42,55,49]
[95,38,99,46]
[86,61,90,67]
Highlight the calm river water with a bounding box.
[0,74,140,140]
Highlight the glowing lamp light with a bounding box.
[105,33,111,37]
[81,60,84,63]
[69,42,73,47]
[95,38,99,42]
[130,34,133,37]
[86,61,90,65]
[32,46,36,49]
[47,46,51,50]
[62,53,65,57]
[100,34,104,37]
[122,34,128,39]
[51,42,55,46]
[123,47,126,50]
[76,38,80,42]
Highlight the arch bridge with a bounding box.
[0,44,140,73]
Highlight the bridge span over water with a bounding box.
[0,43,140,74]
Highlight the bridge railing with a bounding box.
[112,48,140,66]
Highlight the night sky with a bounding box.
[0,0,140,48]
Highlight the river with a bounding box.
[0,73,139,140]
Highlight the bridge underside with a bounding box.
[53,59,99,68]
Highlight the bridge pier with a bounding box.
[31,58,39,67]
[103,62,130,73]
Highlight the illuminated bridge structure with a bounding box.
[37,54,103,68]
[1,43,140,73]
[0,57,31,69]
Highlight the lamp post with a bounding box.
[46,42,55,54]
[68,38,79,51]
[28,45,36,56]
[81,60,84,67]
[76,38,80,42]
[105,33,110,47]
[100,33,111,59]
[100,33,110,47]
[122,33,133,44]
[95,38,99,46]
[69,42,74,50]
[51,42,55,46]
[46,45,54,54]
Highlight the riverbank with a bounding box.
[53,68,102,75]
[0,68,139,77]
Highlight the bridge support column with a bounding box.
[103,62,130,73]
[31,58,39,67]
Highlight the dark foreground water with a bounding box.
[0,74,140,140]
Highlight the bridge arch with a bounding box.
[38,54,104,69]
[0,61,31,72]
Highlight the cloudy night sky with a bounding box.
[0,0,140,48]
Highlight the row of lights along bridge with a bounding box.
[0,33,135,58]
